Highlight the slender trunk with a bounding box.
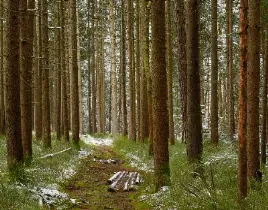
[35,0,42,140]
[166,0,175,145]
[136,0,140,141]
[261,29,268,165]
[247,0,260,181]
[41,0,51,149]
[0,0,4,135]
[92,0,97,133]
[261,30,268,164]
[56,0,62,139]
[128,0,136,141]
[87,0,92,133]
[110,0,117,135]
[61,0,69,142]
[70,0,80,144]
[210,0,219,144]
[174,0,187,142]
[120,0,127,136]
[227,0,235,141]
[238,0,248,201]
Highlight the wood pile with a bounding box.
[107,171,143,192]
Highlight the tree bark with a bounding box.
[166,0,175,145]
[151,0,170,191]
[227,0,235,141]
[136,0,140,141]
[238,0,248,201]
[6,0,24,172]
[128,0,136,141]
[35,0,42,140]
[70,0,80,144]
[110,0,118,135]
[41,0,51,149]
[210,0,219,144]
[0,0,4,135]
[20,0,34,161]
[186,0,203,162]
[174,0,187,142]
[247,0,260,181]
[261,28,268,165]
[56,0,62,139]
[120,0,127,136]
[61,0,69,142]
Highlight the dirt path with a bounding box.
[63,146,145,210]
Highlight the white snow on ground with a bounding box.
[80,134,113,146]
[125,151,154,172]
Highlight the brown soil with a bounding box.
[63,146,147,210]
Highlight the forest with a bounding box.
[0,0,268,209]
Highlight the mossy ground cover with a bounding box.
[113,136,268,210]
[0,135,92,209]
[63,145,150,210]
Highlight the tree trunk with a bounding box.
[186,0,203,162]
[0,0,4,135]
[92,0,97,133]
[110,0,118,135]
[6,0,24,172]
[238,0,248,201]
[261,29,268,165]
[61,0,69,142]
[20,0,34,161]
[56,0,62,139]
[247,0,260,181]
[136,0,140,141]
[70,0,80,144]
[87,0,92,133]
[35,0,42,140]
[41,0,51,149]
[120,0,127,136]
[151,0,170,191]
[210,0,219,144]
[128,0,136,141]
[174,0,187,142]
[166,0,175,145]
[227,0,235,141]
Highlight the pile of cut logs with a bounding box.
[107,171,143,192]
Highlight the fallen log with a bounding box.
[107,171,143,192]
[107,171,122,184]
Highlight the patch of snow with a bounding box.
[57,167,76,181]
[204,152,237,165]
[78,150,91,158]
[80,134,113,146]
[125,152,154,172]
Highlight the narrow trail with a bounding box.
[63,145,142,210]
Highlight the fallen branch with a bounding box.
[37,148,72,160]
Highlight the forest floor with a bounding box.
[63,145,146,210]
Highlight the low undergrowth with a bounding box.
[113,136,268,210]
[0,135,92,209]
